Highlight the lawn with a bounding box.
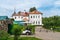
[20,37,42,40]
[8,37,42,40]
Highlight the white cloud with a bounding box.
[0,0,60,17]
[0,0,54,11]
[54,0,60,5]
[0,0,42,10]
[54,0,60,7]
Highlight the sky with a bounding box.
[0,0,60,17]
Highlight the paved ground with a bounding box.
[11,26,60,40]
[35,27,60,40]
[20,35,34,37]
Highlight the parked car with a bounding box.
[22,27,31,35]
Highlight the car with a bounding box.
[22,27,31,35]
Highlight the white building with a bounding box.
[29,10,42,25]
[12,10,43,25]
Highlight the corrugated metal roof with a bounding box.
[0,16,8,20]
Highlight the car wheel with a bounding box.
[26,33,29,35]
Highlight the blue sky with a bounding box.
[0,0,60,17]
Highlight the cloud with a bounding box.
[54,0,60,5]
[0,0,41,10]
[0,0,55,10]
[0,0,60,17]
[54,0,60,8]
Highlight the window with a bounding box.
[36,21,37,24]
[15,17,16,19]
[31,16,32,18]
[36,16,37,18]
[33,21,35,24]
[38,21,40,24]
[21,16,23,18]
[38,16,40,18]
[33,16,35,18]
[19,16,20,18]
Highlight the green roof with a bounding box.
[13,21,24,25]
[0,16,8,20]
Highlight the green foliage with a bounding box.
[43,16,60,31]
[11,24,22,40]
[0,30,10,40]
[11,24,35,35]
[27,25,35,34]
[8,24,13,34]
[29,7,37,12]
[10,18,14,21]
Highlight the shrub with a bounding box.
[0,30,10,40]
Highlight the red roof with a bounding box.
[29,10,42,14]
[12,10,42,17]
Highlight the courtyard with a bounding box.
[35,27,60,40]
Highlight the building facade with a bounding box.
[12,10,43,25]
[29,10,42,25]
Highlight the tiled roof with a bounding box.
[12,12,29,16]
[12,10,42,17]
[29,10,42,14]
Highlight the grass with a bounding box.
[19,37,42,40]
[8,37,42,40]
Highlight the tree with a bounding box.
[12,24,22,40]
[43,16,60,31]
[0,30,10,40]
[29,7,37,12]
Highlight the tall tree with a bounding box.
[43,16,60,31]
[29,7,37,12]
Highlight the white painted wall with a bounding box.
[29,14,42,25]
[12,16,23,21]
[12,16,29,21]
[12,14,42,25]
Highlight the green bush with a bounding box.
[11,24,35,35]
[0,30,10,40]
